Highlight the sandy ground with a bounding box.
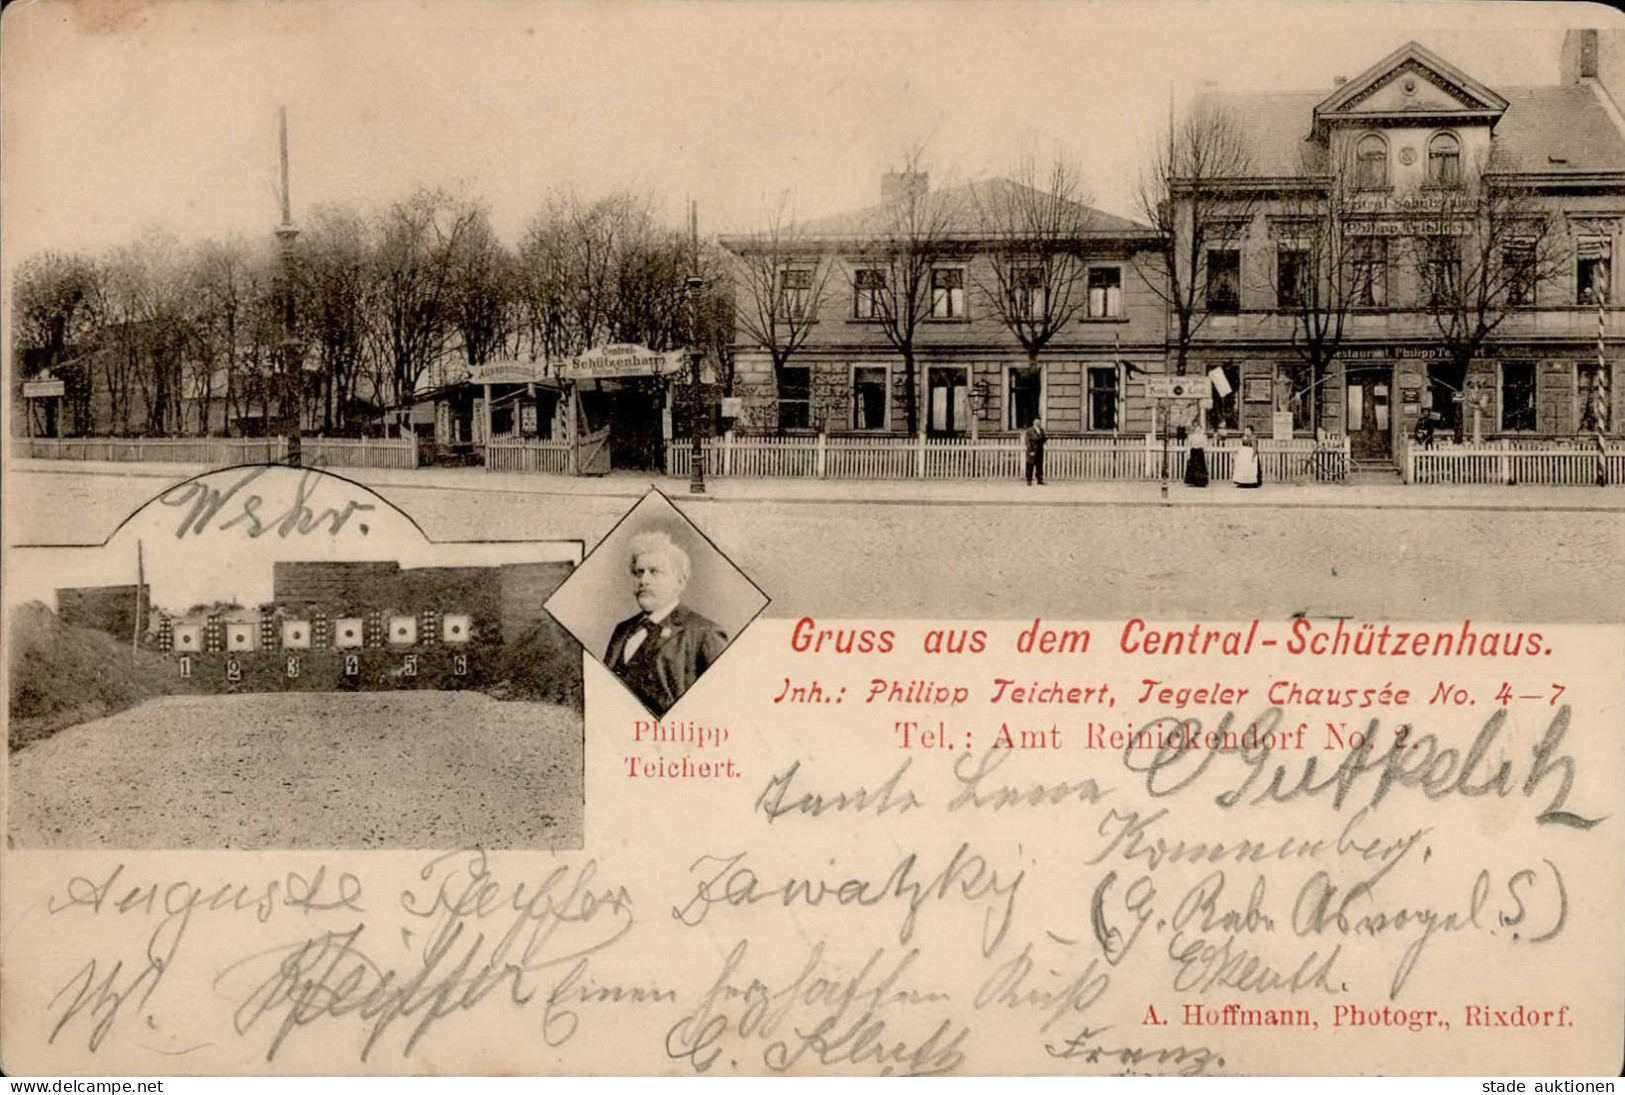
[7,691,582,849]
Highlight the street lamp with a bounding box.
[967,379,992,441]
[686,272,706,494]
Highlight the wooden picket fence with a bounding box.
[13,436,289,465]
[15,434,419,470]
[485,439,572,474]
[1408,440,1625,485]
[667,432,1352,483]
[300,435,418,469]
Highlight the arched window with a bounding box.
[1428,132,1461,186]
[1355,134,1389,188]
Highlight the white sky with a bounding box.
[2,0,1623,267]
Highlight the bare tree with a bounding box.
[10,251,100,433]
[848,151,955,436]
[297,206,371,433]
[448,205,517,366]
[364,188,479,428]
[731,196,836,399]
[1138,97,1259,375]
[1409,148,1568,439]
[1265,144,1386,432]
[972,156,1097,371]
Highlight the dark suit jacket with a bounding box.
[605,604,729,715]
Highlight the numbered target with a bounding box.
[178,655,192,679]
[282,620,311,650]
[226,623,256,652]
[388,616,417,646]
[402,654,419,678]
[285,656,301,679]
[226,657,242,682]
[334,618,364,650]
[442,614,471,644]
[344,653,360,676]
[173,624,202,652]
[452,653,468,676]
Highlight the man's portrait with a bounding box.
[544,490,767,717]
[604,530,728,715]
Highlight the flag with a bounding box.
[1208,367,1233,398]
[1115,331,1143,375]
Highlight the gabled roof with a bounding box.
[1312,40,1509,138]
[1212,82,1625,179]
[776,177,1151,241]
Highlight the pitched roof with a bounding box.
[1213,82,1625,178]
[789,177,1150,239]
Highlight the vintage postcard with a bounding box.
[3,0,1623,1079]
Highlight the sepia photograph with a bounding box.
[2,0,1623,1082]
[7,464,585,849]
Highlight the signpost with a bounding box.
[1145,375,1209,499]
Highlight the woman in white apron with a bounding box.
[1232,426,1263,488]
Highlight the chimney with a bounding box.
[1333,75,1347,88]
[1562,28,1599,83]
[881,171,928,206]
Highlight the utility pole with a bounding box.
[687,199,706,494]
[276,106,302,465]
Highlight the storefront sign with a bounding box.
[1144,375,1204,399]
[1337,346,1453,362]
[1345,220,1469,236]
[560,343,685,380]
[1271,411,1295,441]
[1244,376,1273,403]
[469,361,552,384]
[23,379,65,398]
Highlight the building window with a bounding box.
[1356,134,1388,188]
[927,366,968,434]
[1006,366,1042,430]
[1427,132,1461,187]
[1087,266,1123,318]
[1087,366,1119,430]
[1206,364,1242,431]
[1577,238,1611,304]
[1012,265,1047,320]
[1352,238,1387,307]
[1206,249,1240,313]
[931,267,965,318]
[853,268,887,319]
[780,267,813,319]
[1503,241,1536,306]
[1276,249,1308,309]
[777,366,811,430]
[1277,361,1313,432]
[851,365,887,430]
[1500,361,1536,432]
[1423,238,1461,307]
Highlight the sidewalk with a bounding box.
[10,458,1625,511]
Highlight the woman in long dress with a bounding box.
[1184,425,1209,487]
[1233,426,1263,488]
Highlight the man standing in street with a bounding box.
[1023,416,1047,486]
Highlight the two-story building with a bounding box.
[1178,31,1625,468]
[720,176,1165,440]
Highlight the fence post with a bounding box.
[724,430,734,477]
[1498,449,1510,485]
[816,431,827,479]
[915,432,926,478]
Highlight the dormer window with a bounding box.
[1428,132,1461,187]
[1355,134,1388,188]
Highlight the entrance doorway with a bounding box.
[1345,366,1392,461]
[578,381,666,471]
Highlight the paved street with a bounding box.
[7,460,1624,623]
